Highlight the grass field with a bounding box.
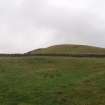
[0,56,105,105]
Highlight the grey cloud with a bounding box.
[0,0,105,53]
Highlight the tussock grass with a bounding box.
[0,56,105,105]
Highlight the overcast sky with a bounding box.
[0,0,105,53]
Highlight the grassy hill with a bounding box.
[27,44,105,55]
[1,44,105,105]
[0,56,105,105]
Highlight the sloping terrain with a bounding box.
[0,44,105,105]
[27,44,105,55]
[0,56,105,105]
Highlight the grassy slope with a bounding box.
[27,44,105,54]
[29,45,105,54]
[0,56,105,105]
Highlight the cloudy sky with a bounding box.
[0,0,105,53]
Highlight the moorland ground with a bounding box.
[0,56,105,105]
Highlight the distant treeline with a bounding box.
[0,53,105,57]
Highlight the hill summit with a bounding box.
[27,44,105,55]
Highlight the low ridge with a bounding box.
[26,44,105,55]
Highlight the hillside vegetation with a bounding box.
[27,44,105,55]
[1,44,105,105]
[0,56,105,105]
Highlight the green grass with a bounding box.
[28,44,105,54]
[0,56,105,105]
